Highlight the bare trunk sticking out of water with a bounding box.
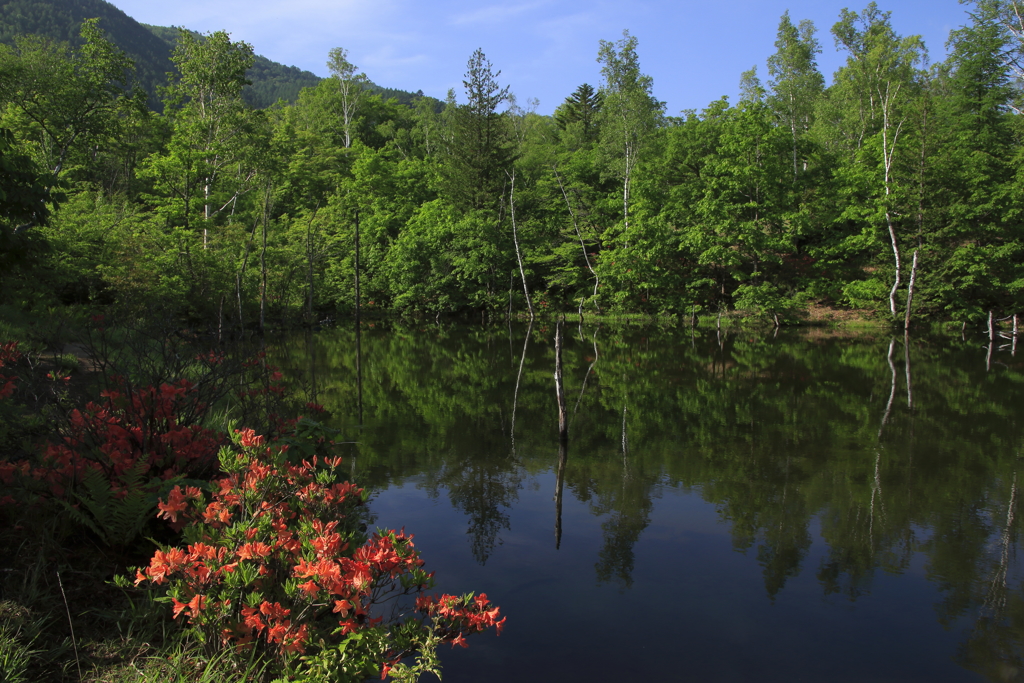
[554,320,567,442]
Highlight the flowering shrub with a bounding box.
[0,342,18,400]
[0,337,223,542]
[134,426,504,681]
[1,378,223,505]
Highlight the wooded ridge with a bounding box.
[2,0,1022,330]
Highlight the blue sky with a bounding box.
[107,0,974,115]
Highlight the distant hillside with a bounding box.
[0,0,436,110]
[142,23,322,108]
[0,0,174,108]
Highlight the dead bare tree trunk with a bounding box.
[874,75,909,323]
[554,320,567,442]
[354,211,361,322]
[987,310,995,372]
[511,321,532,448]
[552,167,600,313]
[1013,313,1018,356]
[904,331,913,410]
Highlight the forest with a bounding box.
[2,1,1023,329]
[2,2,1024,679]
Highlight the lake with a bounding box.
[270,321,1024,682]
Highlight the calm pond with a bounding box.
[270,322,1024,682]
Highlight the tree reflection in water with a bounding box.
[270,322,1024,680]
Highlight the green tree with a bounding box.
[0,126,54,299]
[932,7,1022,321]
[142,29,262,242]
[0,18,138,181]
[440,48,515,213]
[597,30,664,237]
[554,83,602,143]
[823,3,927,320]
[326,46,367,149]
[767,12,825,182]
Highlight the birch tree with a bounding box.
[597,30,663,237]
[326,47,367,149]
[143,30,261,244]
[829,3,926,321]
[767,12,825,182]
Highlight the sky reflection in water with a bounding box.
[271,324,1024,682]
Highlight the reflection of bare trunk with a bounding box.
[511,322,533,448]
[904,331,913,410]
[879,339,897,439]
[986,472,1017,613]
[554,439,567,549]
[554,321,567,442]
[621,405,629,463]
[573,328,599,418]
[869,450,884,542]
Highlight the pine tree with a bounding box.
[554,83,602,141]
[439,48,515,213]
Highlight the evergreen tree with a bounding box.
[439,48,515,213]
[554,83,602,141]
[933,8,1022,320]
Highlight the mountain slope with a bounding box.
[0,0,174,107]
[0,0,436,110]
[143,23,322,108]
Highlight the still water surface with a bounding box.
[271,323,1024,682]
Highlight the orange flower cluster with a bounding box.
[415,592,506,646]
[135,429,504,677]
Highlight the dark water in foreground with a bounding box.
[271,323,1024,682]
